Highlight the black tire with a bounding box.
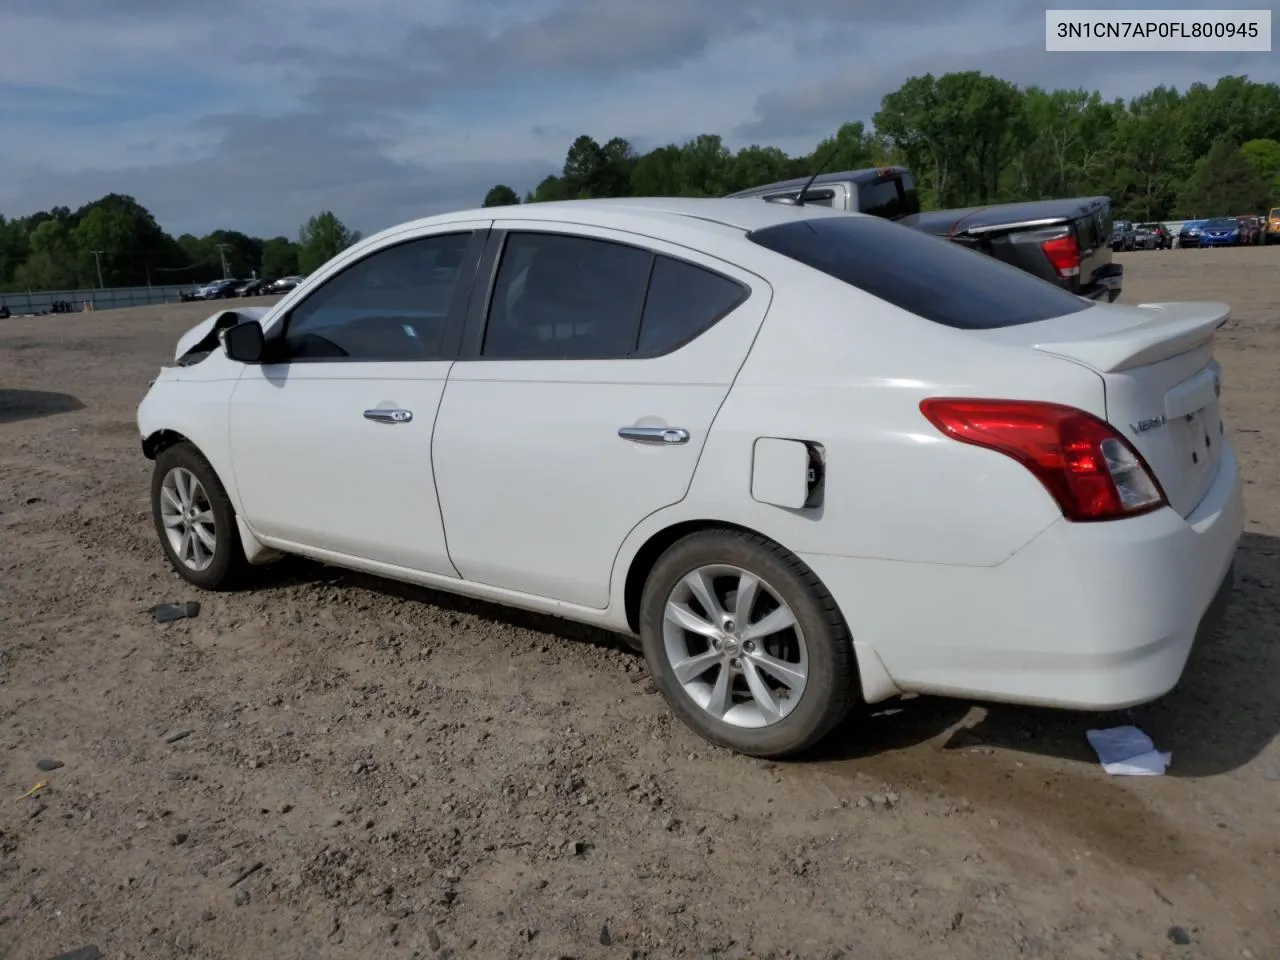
[150,442,250,590]
[638,528,857,759]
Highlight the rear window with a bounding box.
[748,215,1093,330]
[857,173,919,219]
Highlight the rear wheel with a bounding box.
[151,442,249,590]
[639,529,857,759]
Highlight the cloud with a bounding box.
[0,0,1276,237]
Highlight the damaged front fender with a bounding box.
[174,306,273,366]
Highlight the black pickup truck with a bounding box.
[725,167,1123,302]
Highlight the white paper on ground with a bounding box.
[1085,725,1172,776]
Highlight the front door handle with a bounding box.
[364,408,413,424]
[618,425,690,445]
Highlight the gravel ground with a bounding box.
[2,246,1279,960]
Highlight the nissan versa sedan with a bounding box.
[137,198,1243,759]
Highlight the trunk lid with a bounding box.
[978,300,1230,518]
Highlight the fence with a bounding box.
[0,283,194,315]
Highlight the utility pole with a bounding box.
[215,244,231,279]
[91,250,105,289]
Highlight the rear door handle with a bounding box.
[618,426,690,445]
[364,408,413,424]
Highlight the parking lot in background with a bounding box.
[1,246,1278,958]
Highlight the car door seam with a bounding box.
[603,282,777,607]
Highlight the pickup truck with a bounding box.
[726,167,1123,302]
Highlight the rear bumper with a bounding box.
[1083,263,1123,302]
[804,440,1245,710]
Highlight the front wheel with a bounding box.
[639,529,857,759]
[151,442,250,590]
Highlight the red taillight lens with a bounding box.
[1040,234,1080,279]
[919,398,1167,522]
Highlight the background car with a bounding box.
[265,275,305,293]
[1267,208,1280,245]
[1136,222,1172,249]
[1178,219,1207,247]
[1234,215,1260,245]
[1199,218,1242,247]
[137,198,1243,760]
[1111,220,1136,251]
[1131,225,1159,250]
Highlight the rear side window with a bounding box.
[638,256,748,354]
[748,215,1092,329]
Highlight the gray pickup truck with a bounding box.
[726,167,1123,303]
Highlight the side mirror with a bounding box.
[221,320,266,363]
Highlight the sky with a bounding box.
[0,0,1276,239]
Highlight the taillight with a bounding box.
[1040,234,1080,279]
[919,398,1167,522]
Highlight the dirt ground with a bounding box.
[2,246,1278,960]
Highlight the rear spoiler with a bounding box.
[1032,302,1230,372]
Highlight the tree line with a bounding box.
[3,72,1278,294]
[483,72,1280,221]
[0,200,360,293]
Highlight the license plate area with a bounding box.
[1169,403,1221,490]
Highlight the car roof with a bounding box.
[363,197,861,247]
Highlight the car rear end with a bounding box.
[1013,211,1122,301]
[741,213,1243,709]
[905,199,1122,302]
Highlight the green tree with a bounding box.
[1180,76,1280,163]
[1103,87,1187,220]
[1240,138,1280,204]
[297,211,360,274]
[876,72,1029,207]
[803,122,883,178]
[13,219,83,290]
[261,236,300,278]
[725,145,795,194]
[528,175,572,203]
[482,184,521,207]
[1178,138,1272,217]
[630,145,685,196]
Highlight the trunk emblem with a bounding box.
[1129,415,1167,435]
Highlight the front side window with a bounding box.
[283,232,472,361]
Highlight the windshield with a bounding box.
[748,215,1092,330]
[1204,218,1236,229]
[1271,209,1280,217]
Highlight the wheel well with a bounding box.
[622,519,763,633]
[142,429,190,460]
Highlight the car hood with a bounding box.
[173,306,273,362]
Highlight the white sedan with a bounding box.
[138,197,1243,759]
